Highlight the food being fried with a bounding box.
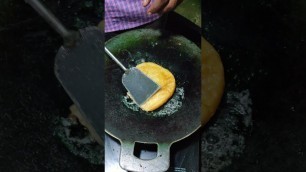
[201,37,225,125]
[130,62,176,111]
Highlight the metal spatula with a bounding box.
[25,0,105,140]
[105,47,160,106]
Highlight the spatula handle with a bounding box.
[25,0,69,37]
[105,47,127,71]
[25,0,79,47]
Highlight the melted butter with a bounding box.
[122,87,184,117]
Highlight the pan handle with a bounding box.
[119,141,171,172]
[24,0,79,47]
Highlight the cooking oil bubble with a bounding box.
[135,58,145,64]
[128,59,136,68]
[121,87,184,117]
[53,117,104,165]
[206,134,220,144]
[201,90,252,171]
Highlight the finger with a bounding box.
[143,0,151,7]
[162,0,177,13]
[163,0,184,13]
[147,0,168,14]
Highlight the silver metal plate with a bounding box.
[122,67,160,106]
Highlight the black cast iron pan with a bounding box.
[24,0,105,140]
[105,29,201,172]
[203,0,306,171]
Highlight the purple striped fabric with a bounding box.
[105,0,161,33]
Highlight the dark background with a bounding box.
[0,0,103,171]
[1,0,306,171]
[203,0,306,171]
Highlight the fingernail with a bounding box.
[143,0,148,6]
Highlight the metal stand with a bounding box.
[105,132,200,172]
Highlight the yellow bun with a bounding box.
[135,62,176,111]
[201,37,225,125]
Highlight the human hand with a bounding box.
[143,0,183,15]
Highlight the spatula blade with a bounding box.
[122,67,160,105]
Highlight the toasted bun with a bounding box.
[201,37,225,125]
[135,62,176,112]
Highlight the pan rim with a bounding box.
[104,28,201,144]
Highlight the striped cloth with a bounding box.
[105,0,161,33]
